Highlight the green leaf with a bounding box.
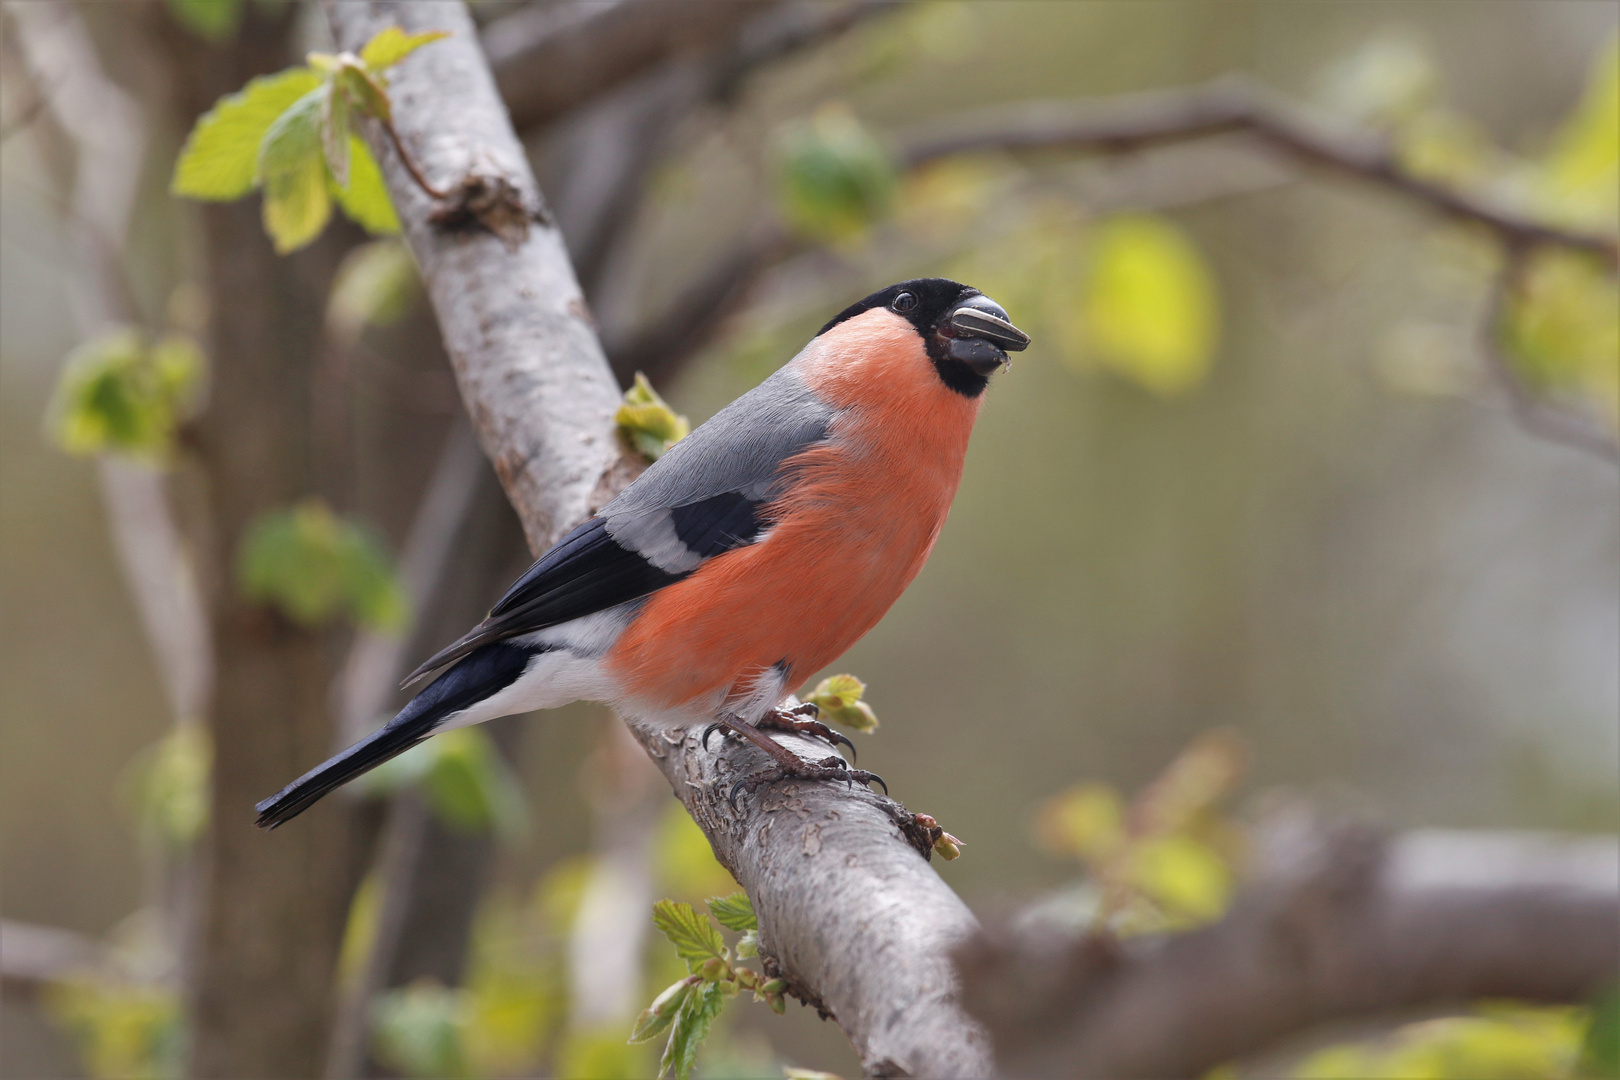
[331,137,402,236]
[735,931,759,959]
[1035,783,1125,861]
[1506,249,1620,434]
[46,329,205,462]
[235,498,409,631]
[165,0,243,43]
[630,978,696,1045]
[705,893,757,933]
[807,674,879,733]
[257,86,333,253]
[371,980,469,1080]
[651,900,726,970]
[172,68,322,200]
[660,981,724,1080]
[327,239,420,341]
[1078,213,1219,397]
[776,103,897,243]
[1540,34,1619,229]
[321,84,352,187]
[1582,986,1620,1078]
[360,26,452,71]
[43,976,182,1080]
[335,61,395,123]
[421,728,529,838]
[121,723,210,851]
[616,373,690,461]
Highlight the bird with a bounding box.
[255,278,1029,828]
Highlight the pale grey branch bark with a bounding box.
[328,1,624,555]
[325,5,989,1075]
[628,722,994,1078]
[958,806,1620,1079]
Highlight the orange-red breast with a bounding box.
[257,278,1028,827]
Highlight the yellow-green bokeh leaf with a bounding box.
[235,498,408,632]
[172,68,322,200]
[44,977,181,1080]
[331,137,402,236]
[1540,34,1620,230]
[1506,249,1620,431]
[371,979,469,1080]
[1295,1006,1586,1079]
[1079,214,1220,396]
[1035,783,1124,862]
[360,26,451,71]
[46,329,204,463]
[165,0,242,43]
[1126,833,1232,925]
[257,87,333,253]
[328,238,420,341]
[776,104,897,244]
[121,724,210,851]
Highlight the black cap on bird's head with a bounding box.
[819,277,1031,397]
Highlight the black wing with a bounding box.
[400,493,769,687]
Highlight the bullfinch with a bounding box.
[256,278,1029,827]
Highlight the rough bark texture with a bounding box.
[629,724,994,1078]
[958,807,1620,1079]
[324,6,993,1075]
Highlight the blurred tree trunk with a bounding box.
[154,10,371,1077]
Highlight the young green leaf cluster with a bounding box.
[235,498,408,633]
[616,373,691,462]
[46,329,204,464]
[806,674,879,733]
[630,894,784,1080]
[170,26,447,253]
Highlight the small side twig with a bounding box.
[377,114,451,201]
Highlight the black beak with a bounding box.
[945,294,1030,375]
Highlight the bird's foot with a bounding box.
[728,755,886,808]
[755,705,857,762]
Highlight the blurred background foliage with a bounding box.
[1,1,1616,1078]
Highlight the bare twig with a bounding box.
[958,805,1620,1079]
[481,0,772,132]
[902,77,1619,264]
[1477,247,1620,462]
[376,114,452,201]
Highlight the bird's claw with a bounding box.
[756,709,857,763]
[727,756,886,808]
[701,721,729,751]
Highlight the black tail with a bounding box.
[254,642,536,829]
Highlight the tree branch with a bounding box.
[327,1,624,555]
[481,0,773,133]
[901,77,1619,264]
[957,805,1620,1079]
[325,5,989,1074]
[627,721,993,1078]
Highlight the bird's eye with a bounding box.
[892,292,917,312]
